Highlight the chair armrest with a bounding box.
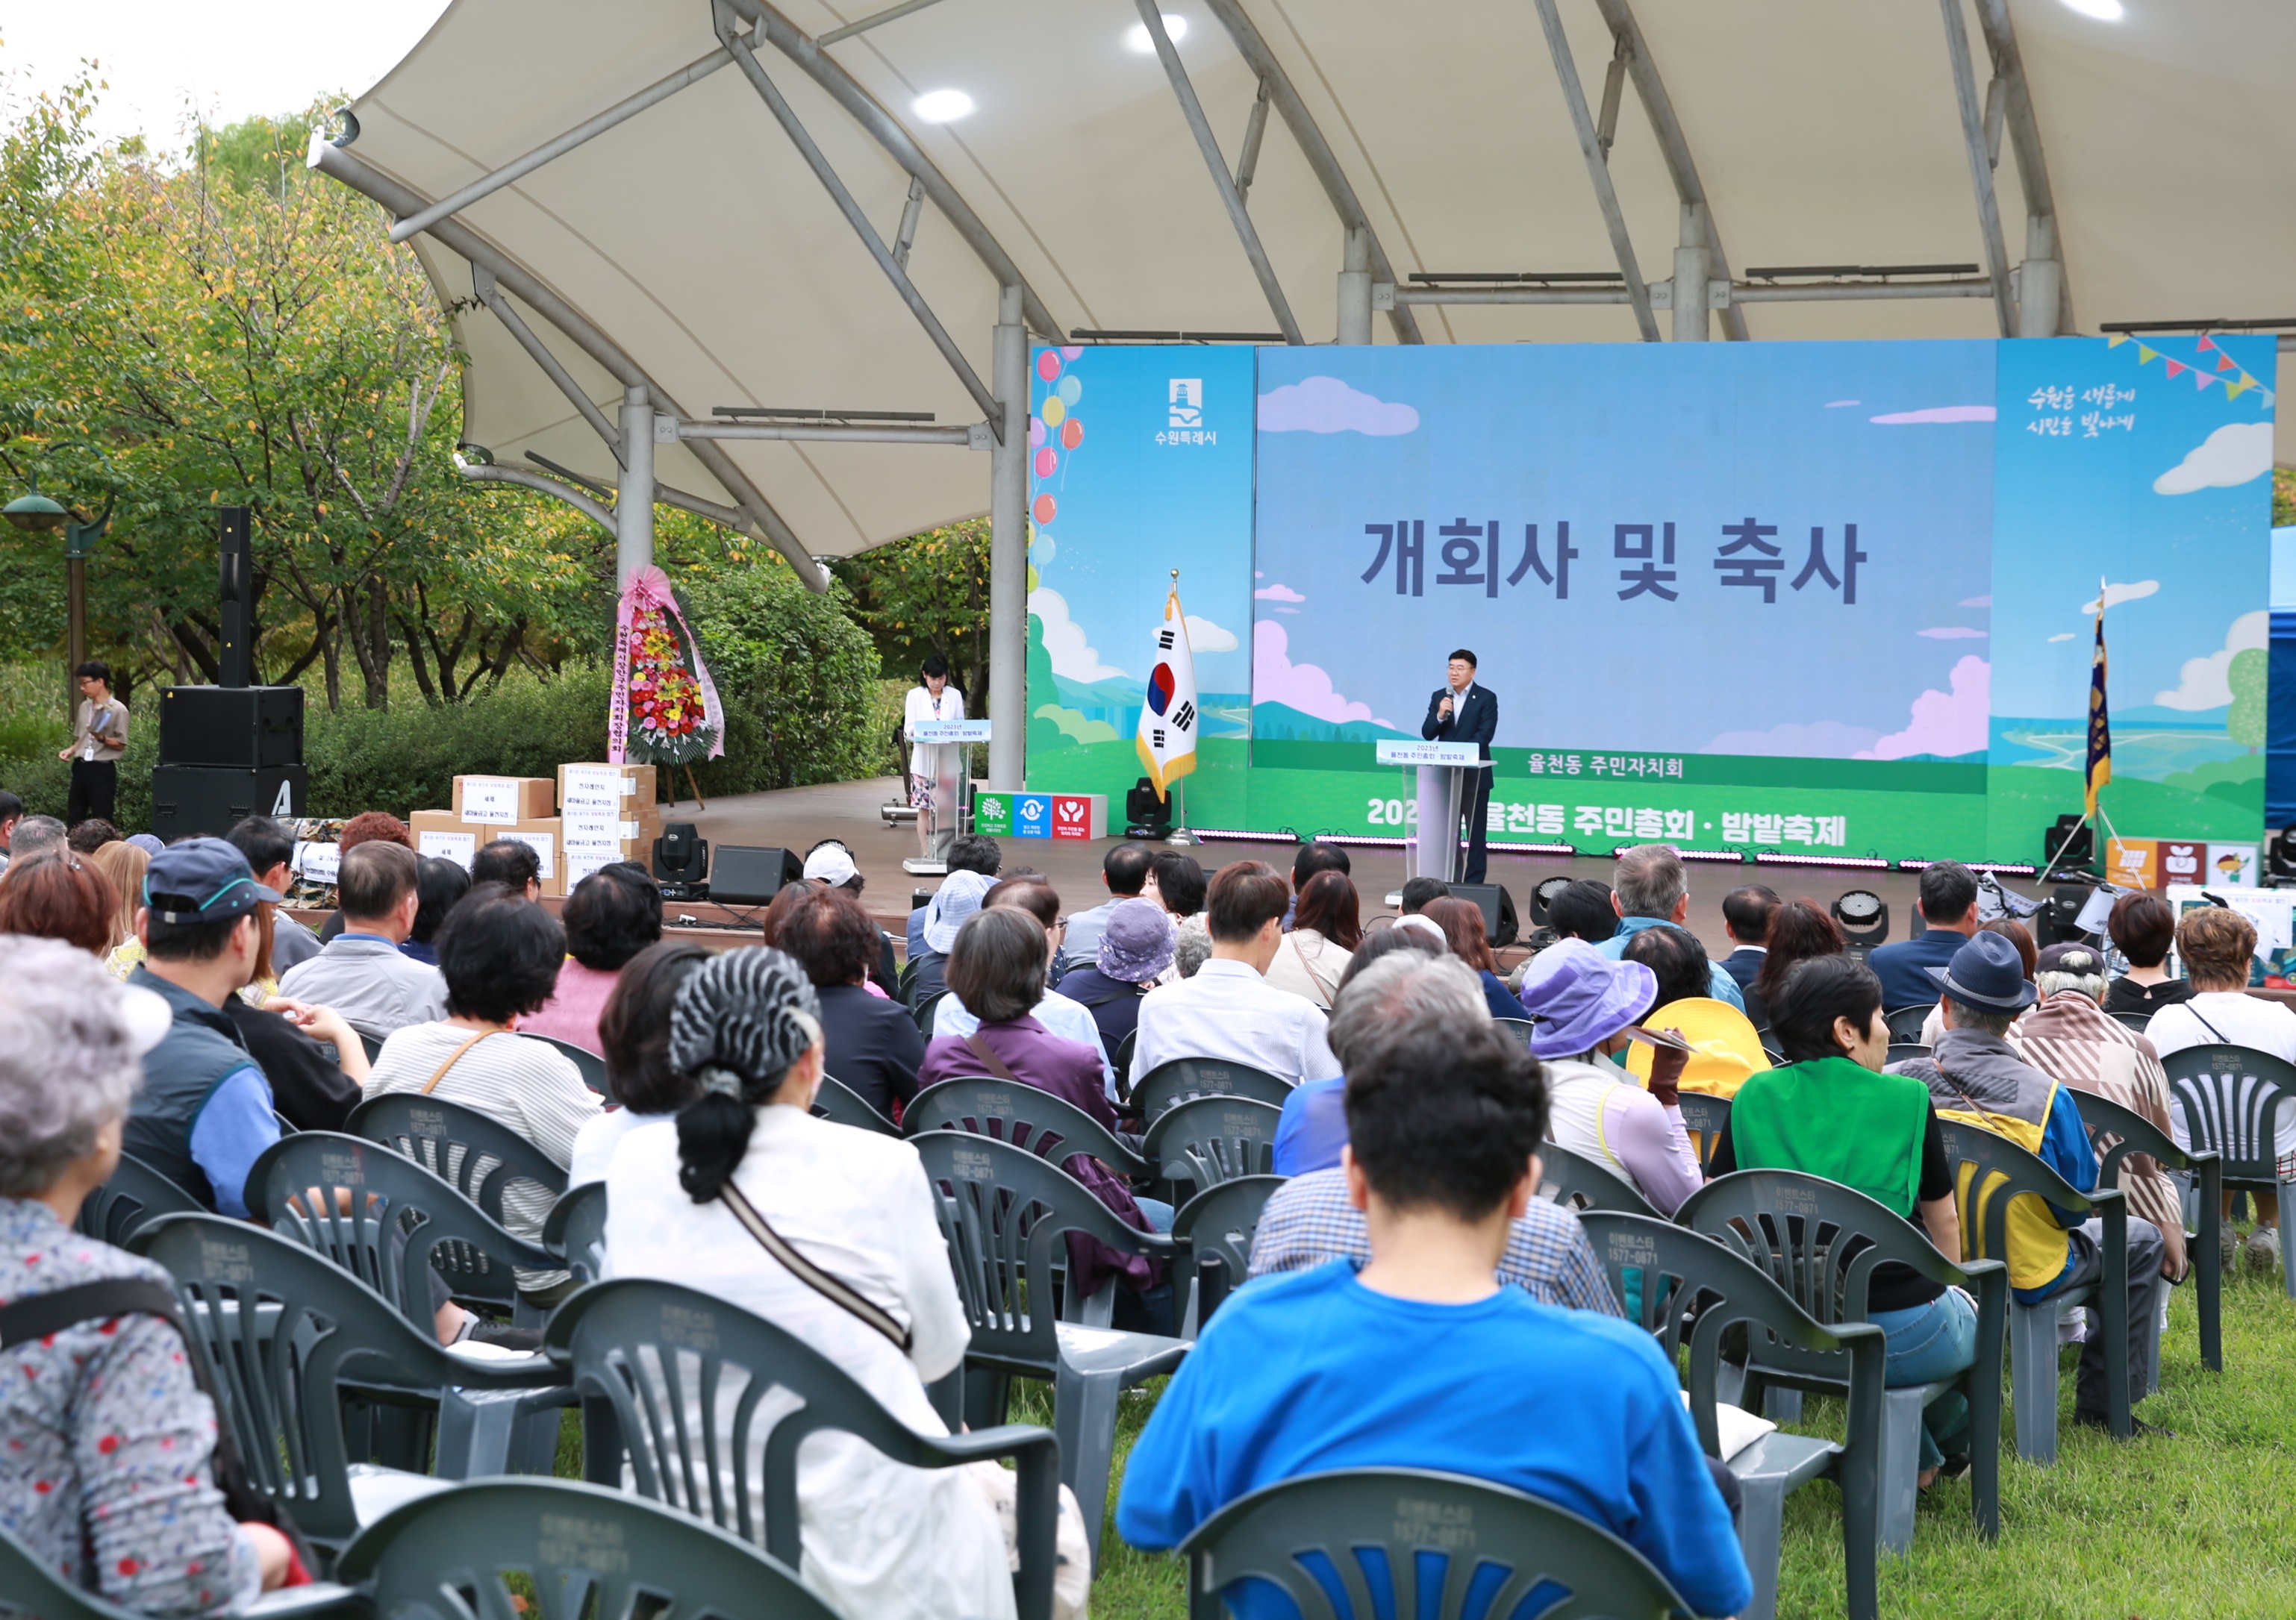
[246,1583,369,1619]
[913,1422,1061,1620]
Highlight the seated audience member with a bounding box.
[1914,917,2037,1049]
[933,880,1116,1092]
[1517,939,1703,1217]
[1284,840,1352,931]
[917,908,1165,1269]
[1621,922,1772,1098]
[1893,931,2168,1433]
[1172,916,1213,980]
[1055,898,1175,1054]
[1865,861,1983,1011]
[1718,883,1779,997]
[1709,955,1974,1480]
[66,818,121,854]
[1753,898,1849,1013]
[0,937,297,1610]
[1597,843,1744,1011]
[908,868,995,1007]
[1396,875,1450,917]
[522,863,661,1051]
[1264,869,1363,1010]
[1272,929,1454,1177]
[569,941,711,1186]
[9,814,67,864]
[1423,894,1521,1022]
[120,840,284,1217]
[2144,904,2296,1272]
[225,815,322,972]
[0,847,117,954]
[2009,942,2190,1280]
[399,854,471,966]
[363,884,601,1298]
[802,840,898,993]
[906,834,999,961]
[1545,878,1620,945]
[1119,1013,1752,1620]
[279,841,447,1038]
[602,948,1046,1620]
[1066,841,1155,963]
[228,983,368,1136]
[1131,860,1341,1090]
[2104,891,2192,1018]
[315,811,415,942]
[470,836,543,902]
[1147,850,1208,922]
[88,838,148,956]
[775,885,926,1119]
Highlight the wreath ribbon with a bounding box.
[608,566,726,764]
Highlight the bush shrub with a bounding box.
[681,560,886,795]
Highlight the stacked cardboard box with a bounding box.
[408,775,567,895]
[558,763,662,887]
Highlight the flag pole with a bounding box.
[1166,569,1196,845]
[2042,575,2113,885]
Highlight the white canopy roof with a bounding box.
[321,0,2296,577]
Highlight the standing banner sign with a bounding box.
[1137,573,1199,800]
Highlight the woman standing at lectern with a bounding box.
[903,654,965,862]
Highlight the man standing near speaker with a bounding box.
[57,660,128,828]
[1420,648,1496,886]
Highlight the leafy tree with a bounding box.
[829,519,992,702]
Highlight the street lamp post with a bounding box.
[4,454,115,709]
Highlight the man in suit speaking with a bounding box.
[1420,648,1497,885]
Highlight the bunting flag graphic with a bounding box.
[2086,583,2112,819]
[1136,575,1199,799]
[2112,331,2275,407]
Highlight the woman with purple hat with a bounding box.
[1053,898,1176,1053]
[1516,939,1703,1216]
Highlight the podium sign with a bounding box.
[910,719,993,743]
[1375,740,1481,768]
[906,719,992,872]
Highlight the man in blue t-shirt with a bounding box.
[1117,1010,1753,1620]
[1865,861,1983,1010]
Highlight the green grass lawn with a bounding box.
[555,1257,2296,1619]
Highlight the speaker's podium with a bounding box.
[1376,739,1488,884]
[903,719,991,875]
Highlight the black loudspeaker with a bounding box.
[1446,883,1519,948]
[157,685,304,768]
[150,764,304,842]
[712,845,805,907]
[217,506,253,689]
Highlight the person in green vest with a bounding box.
[1706,953,1975,1483]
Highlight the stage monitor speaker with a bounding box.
[713,845,805,907]
[1444,883,1519,948]
[150,764,304,842]
[157,685,304,769]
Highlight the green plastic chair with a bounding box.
[0,1524,359,1620]
[1578,1210,1885,1620]
[1494,1016,1535,1048]
[1112,1027,1139,1089]
[1535,1141,1662,1218]
[542,1180,608,1286]
[2109,1009,2152,1034]
[810,1073,899,1135]
[1673,1091,1731,1175]
[346,1093,568,1230]
[131,1215,568,1566]
[904,1075,1149,1178]
[249,1130,559,1330]
[1883,1004,1935,1044]
[2158,1042,2296,1300]
[546,1278,1061,1620]
[912,988,948,1033]
[1676,1169,2008,1554]
[1170,1174,1282,1336]
[357,1031,384,1066]
[73,1151,204,1249]
[1144,1094,1283,1195]
[331,1477,838,1620]
[911,1128,1189,1564]
[1175,1467,1690,1620]
[2076,1089,2222,1380]
[1933,1119,2132,1462]
[529,1033,609,1095]
[1885,1041,1932,1068]
[1130,1057,1292,1123]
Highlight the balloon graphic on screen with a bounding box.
[1057,375,1082,407]
[1061,419,1084,449]
[1042,395,1066,428]
[1030,416,1046,448]
[1033,493,1058,525]
[1036,351,1061,383]
[1035,446,1058,478]
[1147,662,1176,716]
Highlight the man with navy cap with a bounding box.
[121,837,285,1219]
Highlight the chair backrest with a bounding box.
[249,1130,557,1323]
[131,1213,529,1554]
[1534,1141,1661,1218]
[912,989,946,1033]
[810,1073,899,1135]
[2074,1089,2205,1178]
[543,1180,609,1285]
[2156,1042,2296,1185]
[346,1092,568,1227]
[358,1031,384,1066]
[0,1524,154,1620]
[545,1277,1055,1612]
[1131,1057,1292,1122]
[332,1477,838,1620]
[74,1151,205,1248]
[1494,1016,1535,1049]
[531,1033,610,1096]
[1885,1041,1932,1067]
[1932,1118,2097,1271]
[1577,1211,1885,1462]
[1170,1175,1282,1314]
[1112,1027,1138,1080]
[2109,1009,2152,1033]
[1142,1094,1283,1192]
[1176,1467,1688,1620]
[1672,1091,1729,1174]
[911,1130,1169,1369]
[903,1076,1147,1177]
[1883,1004,1936,1043]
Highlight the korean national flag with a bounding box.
[1136,583,1200,799]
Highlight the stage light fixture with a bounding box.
[1124,15,1188,51]
[652,821,710,898]
[1530,875,1575,928]
[2042,813,2096,873]
[911,89,975,122]
[1832,889,1888,951]
[1753,851,1891,871]
[2059,0,2123,20]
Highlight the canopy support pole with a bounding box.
[1532,0,1661,343]
[1974,0,2073,335]
[1671,203,1709,341]
[617,387,656,588]
[1939,0,2018,337]
[472,268,623,461]
[1337,226,1373,345]
[454,455,616,531]
[988,285,1029,791]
